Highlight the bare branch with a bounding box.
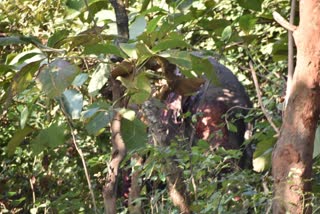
[70,127,98,213]
[273,11,297,32]
[249,61,280,135]
[285,0,297,107]
[59,97,98,213]
[109,0,129,43]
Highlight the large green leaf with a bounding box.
[136,43,154,64]
[239,14,258,34]
[120,43,138,59]
[0,36,28,46]
[314,126,320,158]
[191,55,219,85]
[236,0,264,11]
[36,59,79,98]
[7,126,34,156]
[66,0,85,10]
[0,36,64,53]
[146,15,164,33]
[130,15,147,40]
[253,132,277,172]
[61,89,83,120]
[31,123,66,155]
[1,60,42,107]
[119,72,151,105]
[85,111,113,136]
[88,62,110,96]
[198,19,231,35]
[272,40,288,61]
[152,39,191,53]
[160,50,192,70]
[72,73,88,87]
[47,30,70,48]
[130,73,152,104]
[221,26,232,42]
[121,118,147,152]
[83,43,125,58]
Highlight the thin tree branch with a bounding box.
[249,61,280,135]
[103,78,127,214]
[29,175,36,206]
[109,0,129,43]
[69,122,98,213]
[273,11,297,32]
[59,97,98,213]
[285,0,296,107]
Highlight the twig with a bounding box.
[285,0,296,107]
[59,97,98,213]
[272,11,297,32]
[69,123,98,213]
[29,176,36,206]
[249,61,280,135]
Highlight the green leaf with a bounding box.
[61,89,83,120]
[152,39,191,53]
[120,43,137,59]
[236,0,263,11]
[221,26,232,41]
[36,59,79,98]
[1,60,42,107]
[12,60,42,95]
[81,107,100,121]
[83,43,125,58]
[130,15,147,40]
[85,111,113,136]
[146,15,164,33]
[191,55,219,85]
[20,106,29,129]
[132,74,151,104]
[136,43,154,63]
[272,40,288,61]
[140,0,151,12]
[121,118,147,152]
[314,126,320,158]
[31,123,65,155]
[66,0,85,10]
[47,30,70,48]
[226,122,238,133]
[72,73,88,87]
[0,36,28,46]
[0,36,64,53]
[198,19,231,35]
[160,50,192,70]
[7,126,34,156]
[88,62,110,96]
[0,64,15,75]
[253,132,277,172]
[239,14,258,34]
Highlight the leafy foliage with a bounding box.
[1,0,319,213]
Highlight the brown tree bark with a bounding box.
[103,1,129,214]
[103,79,127,214]
[109,0,129,43]
[128,154,144,214]
[272,1,320,213]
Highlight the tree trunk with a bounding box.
[103,1,129,213]
[142,99,191,214]
[102,78,127,214]
[272,1,320,213]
